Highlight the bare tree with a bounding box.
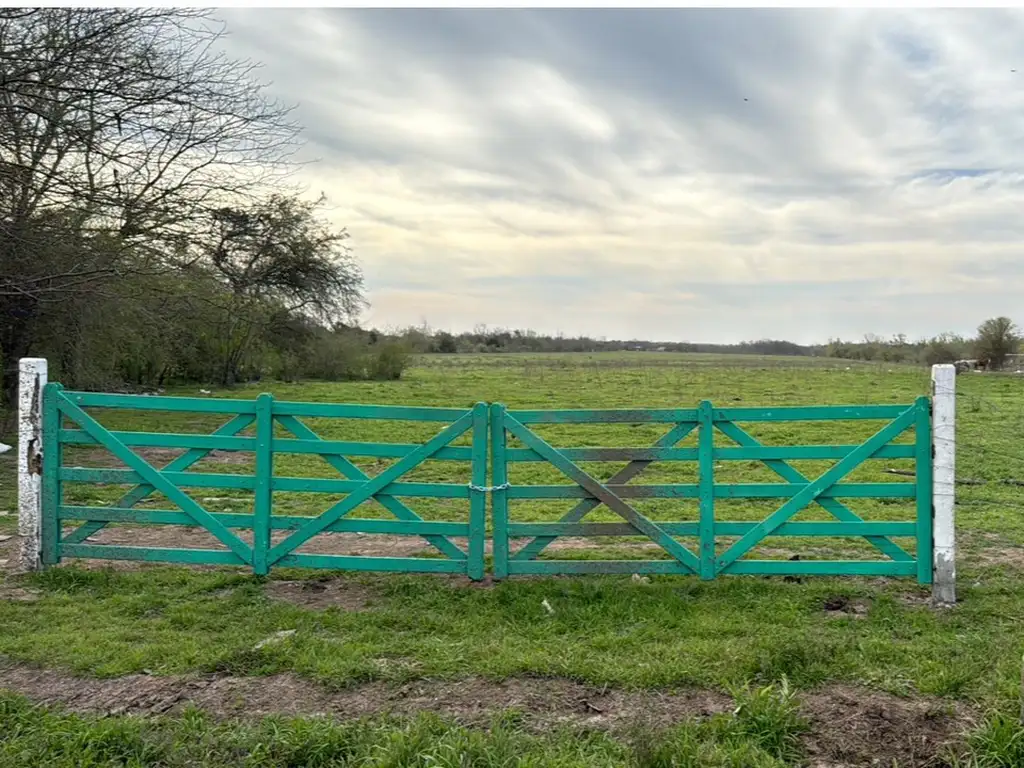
[0,8,301,403]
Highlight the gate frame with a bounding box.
[26,375,487,579]
[490,398,933,583]
[16,359,957,603]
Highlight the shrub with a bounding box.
[368,341,411,381]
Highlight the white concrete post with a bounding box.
[17,358,47,572]
[931,364,956,606]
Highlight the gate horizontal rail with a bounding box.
[38,385,934,583]
[491,398,932,583]
[45,385,488,578]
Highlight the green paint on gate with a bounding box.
[41,385,934,583]
[490,398,932,582]
[47,385,488,578]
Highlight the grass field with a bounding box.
[1,352,1024,766]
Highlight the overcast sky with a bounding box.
[217,8,1024,344]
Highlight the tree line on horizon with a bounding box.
[394,316,1022,370]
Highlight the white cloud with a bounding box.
[216,8,1024,343]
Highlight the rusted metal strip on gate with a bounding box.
[510,419,698,562]
[490,400,929,581]
[502,413,701,573]
[40,386,932,583]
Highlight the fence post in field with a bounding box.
[931,364,956,606]
[17,358,48,573]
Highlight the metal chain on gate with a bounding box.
[467,482,511,493]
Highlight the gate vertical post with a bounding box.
[253,393,274,576]
[489,404,509,580]
[468,402,488,581]
[17,358,47,571]
[931,364,956,605]
[914,396,933,584]
[39,382,61,566]
[698,400,716,580]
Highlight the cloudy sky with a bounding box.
[217,8,1024,344]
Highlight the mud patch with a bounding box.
[202,450,253,466]
[68,447,186,469]
[822,595,870,619]
[33,526,683,574]
[50,527,435,572]
[974,546,1024,569]
[264,579,378,611]
[895,590,935,609]
[0,662,729,731]
[0,662,977,765]
[63,446,254,470]
[0,586,39,602]
[802,684,973,768]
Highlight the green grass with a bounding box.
[0,564,1018,702]
[5,352,1024,763]
[0,683,807,768]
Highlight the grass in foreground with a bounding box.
[2,685,1024,767]
[1,563,1023,709]
[0,682,807,768]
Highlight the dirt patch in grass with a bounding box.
[202,449,253,466]
[974,545,1024,569]
[263,579,377,611]
[48,526,434,571]
[67,447,186,468]
[66,446,253,469]
[0,586,40,602]
[16,526,687,573]
[821,595,870,619]
[801,684,973,768]
[0,661,728,731]
[0,661,975,765]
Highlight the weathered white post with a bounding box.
[17,358,47,572]
[931,364,956,606]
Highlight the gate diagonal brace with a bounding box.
[63,413,256,546]
[55,394,253,564]
[275,415,467,560]
[715,405,918,573]
[512,421,697,561]
[266,412,474,566]
[714,420,913,563]
[502,414,700,573]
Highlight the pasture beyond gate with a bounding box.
[37,382,939,583]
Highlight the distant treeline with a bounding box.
[388,323,1021,369]
[389,326,814,357]
[824,334,972,366]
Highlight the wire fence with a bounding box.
[938,374,1024,518]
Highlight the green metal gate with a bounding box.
[489,399,932,581]
[40,385,934,582]
[45,384,488,578]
